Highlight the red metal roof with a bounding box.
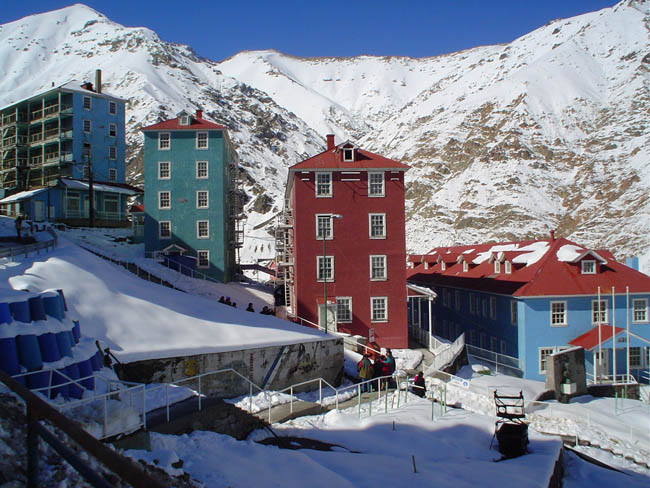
[569,326,624,351]
[130,203,144,213]
[141,114,225,131]
[290,145,409,171]
[408,237,650,297]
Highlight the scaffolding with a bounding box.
[228,156,245,266]
[274,199,294,313]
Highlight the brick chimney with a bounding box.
[326,134,335,150]
[195,109,203,119]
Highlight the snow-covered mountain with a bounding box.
[1,1,649,271]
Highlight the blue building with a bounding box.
[0,70,138,224]
[407,234,650,382]
[141,110,244,283]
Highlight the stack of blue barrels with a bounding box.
[0,289,104,400]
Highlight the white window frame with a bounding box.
[462,261,468,272]
[196,190,209,209]
[158,161,170,180]
[196,220,209,239]
[83,96,91,110]
[109,123,117,137]
[336,297,352,323]
[369,255,387,281]
[370,296,388,323]
[315,172,332,197]
[108,146,116,160]
[581,260,596,274]
[159,221,171,239]
[83,119,91,133]
[632,299,648,323]
[505,261,512,274]
[539,347,555,374]
[158,132,170,150]
[369,213,386,239]
[630,346,642,368]
[158,191,171,210]
[368,172,385,197]
[180,115,190,126]
[317,256,334,282]
[196,131,208,149]
[592,299,608,325]
[550,301,567,327]
[316,214,333,240]
[109,101,117,115]
[197,250,210,269]
[343,147,354,162]
[494,261,501,273]
[511,300,518,325]
[108,168,117,181]
[490,297,497,320]
[196,160,208,179]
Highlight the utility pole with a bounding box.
[88,162,94,228]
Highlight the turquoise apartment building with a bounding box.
[141,110,243,282]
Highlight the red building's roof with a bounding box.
[408,236,650,297]
[290,140,409,171]
[569,326,625,351]
[130,203,144,213]
[141,110,225,131]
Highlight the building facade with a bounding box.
[277,135,409,348]
[141,110,243,283]
[407,235,650,382]
[0,71,133,223]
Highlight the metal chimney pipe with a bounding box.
[95,69,102,94]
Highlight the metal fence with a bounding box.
[465,344,523,376]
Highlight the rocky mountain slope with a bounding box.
[0,1,648,270]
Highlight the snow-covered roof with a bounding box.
[0,188,49,204]
[60,178,137,195]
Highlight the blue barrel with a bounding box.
[28,296,46,321]
[65,364,83,399]
[0,303,12,325]
[0,337,20,376]
[90,350,102,371]
[55,331,72,358]
[50,369,70,400]
[57,289,68,312]
[72,321,81,343]
[27,369,50,392]
[9,300,30,322]
[16,335,43,370]
[77,359,94,390]
[37,333,61,363]
[42,294,64,320]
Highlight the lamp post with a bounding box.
[322,213,342,334]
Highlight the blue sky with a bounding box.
[3,1,618,61]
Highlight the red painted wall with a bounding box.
[291,169,408,348]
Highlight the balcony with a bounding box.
[30,103,72,123]
[1,113,28,126]
[1,135,28,148]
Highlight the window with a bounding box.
[369,213,386,239]
[633,299,648,323]
[455,290,461,311]
[104,194,118,214]
[343,148,354,162]
[494,261,501,273]
[109,146,116,160]
[550,301,567,326]
[196,191,209,209]
[581,260,596,274]
[511,300,518,325]
[108,168,117,181]
[83,119,91,133]
[158,191,170,209]
[66,191,80,212]
[109,101,117,114]
[505,261,512,274]
[196,132,208,149]
[440,261,446,271]
[479,332,487,349]
[196,220,209,239]
[315,172,332,197]
[490,337,497,352]
[490,297,497,320]
[368,172,385,196]
[197,250,210,268]
[158,132,170,150]
[336,297,352,323]
[442,290,450,307]
[469,330,476,346]
[317,256,334,282]
[158,161,170,179]
[180,115,190,126]
[462,261,468,272]
[109,123,116,137]
[83,96,91,110]
[539,347,555,374]
[482,299,488,317]
[371,297,388,322]
[316,214,333,239]
[82,165,89,180]
[159,221,171,239]
[196,160,208,179]
[500,341,507,355]
[469,294,477,315]
[630,347,641,368]
[83,143,91,160]
[592,300,607,324]
[370,255,387,280]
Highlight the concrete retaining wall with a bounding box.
[117,337,344,397]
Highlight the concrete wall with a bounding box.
[545,347,587,403]
[117,337,344,397]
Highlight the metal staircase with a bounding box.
[274,199,294,314]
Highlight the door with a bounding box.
[318,304,337,333]
[33,201,44,221]
[593,350,610,381]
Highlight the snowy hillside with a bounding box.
[0,1,649,271]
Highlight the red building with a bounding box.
[276,135,409,348]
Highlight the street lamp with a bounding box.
[322,213,342,334]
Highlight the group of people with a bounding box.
[356,349,397,392]
[218,296,238,308]
[219,297,274,316]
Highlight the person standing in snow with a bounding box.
[357,354,373,392]
[14,215,23,240]
[385,349,396,388]
[413,371,426,398]
[246,303,255,312]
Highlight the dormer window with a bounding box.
[463,261,468,272]
[505,261,512,274]
[343,148,354,162]
[180,115,190,126]
[441,262,446,271]
[494,261,501,273]
[581,260,596,274]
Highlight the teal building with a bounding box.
[141,110,244,282]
